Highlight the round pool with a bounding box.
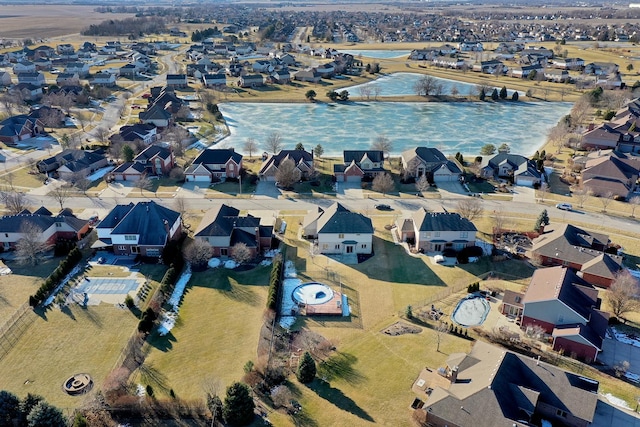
[451,295,491,327]
[292,282,334,305]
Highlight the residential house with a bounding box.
[64,61,90,77]
[552,57,584,70]
[10,83,43,101]
[202,73,226,88]
[56,44,75,55]
[510,64,543,79]
[457,41,483,51]
[252,60,273,74]
[293,69,321,83]
[17,72,45,86]
[259,149,314,181]
[91,71,116,87]
[12,60,36,74]
[472,60,504,74]
[94,201,181,257]
[194,204,274,258]
[584,62,619,76]
[270,69,291,84]
[479,153,543,187]
[400,147,462,183]
[0,71,12,86]
[0,114,44,144]
[33,58,52,71]
[119,63,138,78]
[237,74,264,88]
[580,151,640,199]
[301,203,373,255]
[580,98,640,152]
[396,208,477,253]
[115,124,157,145]
[432,57,465,69]
[111,144,175,181]
[544,68,570,83]
[166,74,188,88]
[333,150,385,183]
[500,289,524,318]
[184,148,243,182]
[56,72,79,87]
[529,223,623,288]
[139,104,173,128]
[37,148,108,180]
[520,266,609,361]
[596,72,623,90]
[414,340,599,427]
[315,63,335,78]
[0,207,90,251]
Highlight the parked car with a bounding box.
[555,203,572,211]
[374,204,393,211]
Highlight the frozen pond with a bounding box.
[342,72,517,98]
[217,100,572,156]
[339,49,411,59]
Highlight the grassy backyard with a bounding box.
[0,259,59,321]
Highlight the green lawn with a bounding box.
[0,259,59,321]
[0,304,139,409]
[142,266,271,399]
[209,179,257,195]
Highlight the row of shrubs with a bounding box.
[266,257,283,311]
[29,247,83,307]
[467,282,481,294]
[138,308,157,334]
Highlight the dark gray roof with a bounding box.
[195,204,262,239]
[134,144,172,162]
[109,201,180,246]
[317,203,373,234]
[343,150,384,164]
[192,148,242,166]
[0,210,87,234]
[412,209,477,232]
[112,162,146,174]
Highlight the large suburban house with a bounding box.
[111,144,175,181]
[333,150,386,183]
[94,201,181,257]
[115,123,157,145]
[580,151,640,199]
[396,208,477,253]
[184,148,243,182]
[413,340,599,427]
[301,203,373,256]
[529,223,623,288]
[0,114,44,144]
[520,266,609,362]
[580,98,640,153]
[0,207,90,251]
[479,152,543,187]
[194,204,274,258]
[259,149,314,182]
[37,148,108,180]
[400,147,462,183]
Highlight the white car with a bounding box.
[555,203,572,211]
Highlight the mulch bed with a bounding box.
[382,321,422,336]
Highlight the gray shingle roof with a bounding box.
[192,148,242,166]
[109,201,180,246]
[412,209,477,232]
[317,202,373,234]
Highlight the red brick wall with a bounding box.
[581,272,613,289]
[553,337,598,362]
[521,316,556,334]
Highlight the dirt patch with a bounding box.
[382,321,422,336]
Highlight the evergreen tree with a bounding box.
[295,142,305,151]
[26,402,66,427]
[499,86,508,99]
[491,88,499,100]
[512,91,519,101]
[297,351,317,384]
[121,145,134,162]
[314,144,324,158]
[535,209,550,232]
[0,390,19,425]
[479,88,486,101]
[223,382,255,426]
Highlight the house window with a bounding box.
[339,233,344,239]
[146,248,160,257]
[125,235,136,241]
[4,233,7,238]
[131,246,139,254]
[460,231,468,238]
[229,164,234,170]
[117,245,126,250]
[361,244,367,249]
[221,248,228,256]
[556,409,567,418]
[55,222,62,227]
[434,231,441,237]
[335,244,340,249]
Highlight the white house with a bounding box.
[396,208,477,253]
[301,203,373,256]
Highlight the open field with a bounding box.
[0,259,59,321]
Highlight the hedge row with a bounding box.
[266,258,283,311]
[29,247,83,307]
[138,307,157,334]
[159,266,178,295]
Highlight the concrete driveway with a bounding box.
[511,185,536,203]
[255,180,281,198]
[599,337,640,369]
[336,181,363,199]
[435,181,466,195]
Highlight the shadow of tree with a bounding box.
[316,352,366,385]
[216,275,260,306]
[291,409,319,427]
[136,362,171,395]
[307,379,373,422]
[60,304,76,321]
[78,305,103,328]
[147,330,177,352]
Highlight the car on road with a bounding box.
[555,203,572,211]
[374,204,393,211]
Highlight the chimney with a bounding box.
[255,226,260,252]
[450,366,459,383]
[163,219,170,236]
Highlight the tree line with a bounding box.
[82,17,168,36]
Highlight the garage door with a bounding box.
[346,175,361,183]
[434,174,455,182]
[188,174,210,182]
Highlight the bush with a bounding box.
[608,316,621,326]
[467,282,480,293]
[405,305,413,319]
[124,295,134,308]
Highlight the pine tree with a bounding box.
[499,86,508,99]
[223,382,255,426]
[297,351,317,384]
[491,88,499,100]
[534,209,550,232]
[512,91,519,101]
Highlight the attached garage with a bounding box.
[345,174,361,183]
[515,176,540,187]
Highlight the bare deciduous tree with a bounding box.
[371,172,395,195]
[94,127,110,144]
[231,242,252,265]
[608,270,640,322]
[492,207,508,240]
[371,135,392,159]
[183,239,213,267]
[573,188,591,208]
[570,96,591,129]
[264,131,283,154]
[72,173,92,195]
[271,385,292,409]
[274,158,301,188]
[599,191,615,213]
[413,75,439,97]
[629,195,640,217]
[456,198,483,221]
[134,174,152,196]
[49,185,72,211]
[538,182,549,202]
[242,138,258,158]
[15,221,51,265]
[415,175,430,193]
[2,191,28,215]
[173,196,189,225]
[434,320,449,353]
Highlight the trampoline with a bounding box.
[292,282,334,305]
[451,294,491,327]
